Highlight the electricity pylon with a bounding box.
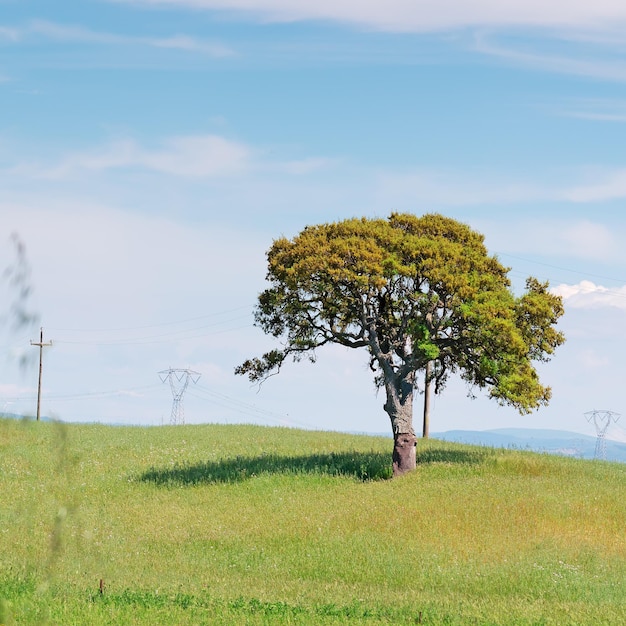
[584,410,620,460]
[159,368,201,425]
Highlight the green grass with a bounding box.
[0,418,625,625]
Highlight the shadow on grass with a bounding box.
[139,451,393,486]
[140,444,492,487]
[416,446,492,466]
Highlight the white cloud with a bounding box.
[109,1,626,32]
[577,348,610,369]
[378,164,626,210]
[473,30,626,82]
[273,157,339,175]
[560,221,618,258]
[376,169,547,207]
[150,34,234,56]
[557,98,626,122]
[551,280,626,309]
[105,1,626,84]
[0,198,274,423]
[564,168,626,202]
[0,19,235,57]
[476,215,624,265]
[0,26,20,42]
[0,384,35,397]
[134,135,251,177]
[4,10,626,86]
[566,111,626,122]
[5,134,341,182]
[0,200,267,328]
[28,20,121,44]
[15,135,252,179]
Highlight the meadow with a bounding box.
[0,417,624,625]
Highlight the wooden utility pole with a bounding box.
[422,361,432,438]
[30,327,52,421]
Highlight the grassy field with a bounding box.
[0,417,624,625]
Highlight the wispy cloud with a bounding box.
[0,25,20,42]
[272,157,340,175]
[566,111,626,122]
[557,98,626,122]
[6,10,625,82]
[376,168,548,207]
[551,280,626,309]
[150,34,233,56]
[473,30,626,82]
[6,134,336,181]
[0,19,235,57]
[107,1,626,33]
[104,2,626,83]
[377,164,626,208]
[479,217,622,264]
[26,20,121,44]
[559,221,618,259]
[564,168,626,202]
[0,383,35,399]
[23,135,252,179]
[578,349,610,369]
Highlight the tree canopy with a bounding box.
[236,213,565,475]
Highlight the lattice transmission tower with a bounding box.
[159,368,201,425]
[584,410,620,460]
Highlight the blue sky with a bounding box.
[2,0,626,442]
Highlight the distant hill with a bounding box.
[431,428,626,463]
[4,411,625,463]
[0,411,53,423]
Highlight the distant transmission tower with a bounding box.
[584,410,620,460]
[159,368,201,425]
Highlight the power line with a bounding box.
[46,305,254,333]
[54,326,254,346]
[50,318,254,346]
[499,253,626,285]
[44,384,162,401]
[188,384,318,430]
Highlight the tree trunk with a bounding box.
[383,372,417,476]
[392,432,417,476]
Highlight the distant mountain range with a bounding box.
[431,428,626,464]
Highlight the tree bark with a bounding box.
[383,371,417,476]
[392,432,417,476]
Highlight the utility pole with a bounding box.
[30,327,53,421]
[422,310,434,439]
[422,361,432,438]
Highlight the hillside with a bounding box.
[1,418,625,625]
[433,428,626,463]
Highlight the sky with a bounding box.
[2,0,626,442]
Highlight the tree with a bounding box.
[2,234,39,371]
[3,233,38,332]
[236,213,565,476]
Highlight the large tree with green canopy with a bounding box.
[236,213,565,476]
